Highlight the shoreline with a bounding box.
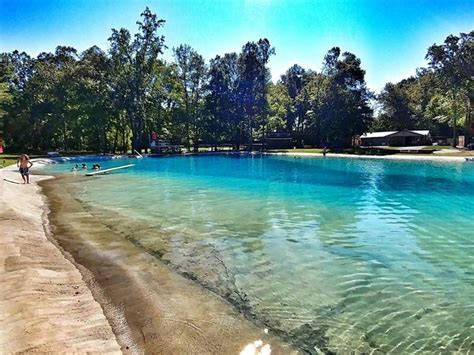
[0,169,121,353]
[39,175,297,354]
[0,162,297,354]
[2,149,468,176]
[265,151,469,162]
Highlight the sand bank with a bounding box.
[40,176,297,354]
[0,168,121,353]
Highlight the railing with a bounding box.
[133,149,144,159]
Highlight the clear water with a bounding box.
[42,155,474,353]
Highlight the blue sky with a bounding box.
[0,0,472,92]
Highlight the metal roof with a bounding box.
[361,131,397,138]
[410,130,430,136]
[361,130,430,139]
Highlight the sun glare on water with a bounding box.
[240,340,271,355]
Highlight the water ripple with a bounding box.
[44,155,474,353]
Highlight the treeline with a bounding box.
[0,8,472,152]
[267,31,473,146]
[375,30,473,142]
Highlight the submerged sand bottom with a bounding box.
[41,177,296,354]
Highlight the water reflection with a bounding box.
[240,340,271,355]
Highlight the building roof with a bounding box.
[361,130,430,139]
[410,130,430,136]
[266,132,291,138]
[361,131,397,139]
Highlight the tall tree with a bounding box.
[281,64,307,130]
[173,44,207,151]
[237,39,275,149]
[75,46,114,151]
[266,82,291,132]
[377,79,419,130]
[207,53,238,149]
[374,69,456,137]
[320,47,373,147]
[426,31,474,145]
[108,7,166,151]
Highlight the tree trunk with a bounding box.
[451,91,458,148]
[122,129,127,153]
[113,129,119,154]
[103,128,108,153]
[63,118,67,151]
[248,117,253,151]
[464,96,472,146]
[128,109,142,152]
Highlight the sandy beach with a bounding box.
[0,168,121,353]
[1,165,296,354]
[267,151,470,162]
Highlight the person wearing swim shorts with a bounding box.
[17,154,33,184]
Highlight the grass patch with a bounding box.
[1,158,17,167]
[422,145,452,151]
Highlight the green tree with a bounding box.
[426,31,474,146]
[301,73,332,145]
[0,54,14,147]
[1,51,36,151]
[266,82,291,131]
[320,47,373,147]
[173,44,207,151]
[376,79,419,130]
[425,93,464,133]
[75,46,115,152]
[238,39,275,149]
[281,64,308,130]
[108,7,166,151]
[206,53,240,149]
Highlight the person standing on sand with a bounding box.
[16,154,33,184]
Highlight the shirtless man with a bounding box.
[17,154,33,184]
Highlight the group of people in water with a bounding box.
[71,163,101,171]
[15,155,103,182]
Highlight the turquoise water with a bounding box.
[42,155,474,353]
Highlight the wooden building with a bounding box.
[265,132,293,149]
[360,130,431,147]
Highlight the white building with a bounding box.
[360,130,431,147]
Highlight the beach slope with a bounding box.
[0,170,121,353]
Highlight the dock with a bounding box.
[85,164,135,176]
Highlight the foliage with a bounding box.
[375,31,473,144]
[108,7,166,150]
[1,8,471,152]
[173,44,207,151]
[206,53,241,148]
[266,82,291,131]
[294,48,373,147]
[237,39,275,148]
[280,64,308,130]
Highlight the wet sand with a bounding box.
[40,176,297,354]
[0,169,121,353]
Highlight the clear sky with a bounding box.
[0,0,472,92]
